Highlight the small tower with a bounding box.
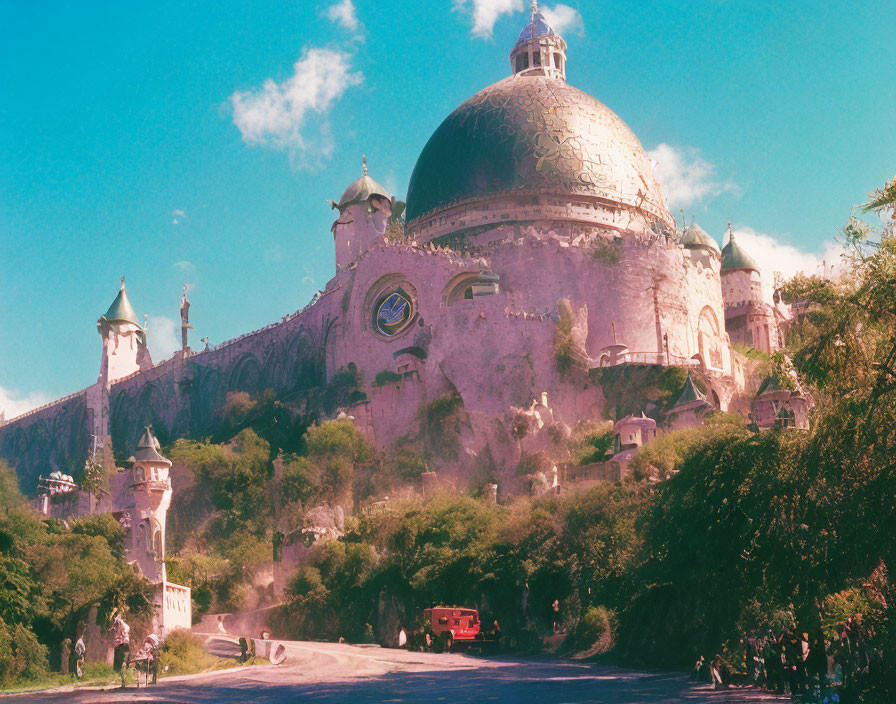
[720,221,762,305]
[97,277,152,383]
[665,373,714,430]
[127,427,172,584]
[509,1,567,80]
[331,156,393,271]
[681,222,721,269]
[721,221,778,354]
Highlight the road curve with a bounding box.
[1,639,789,704]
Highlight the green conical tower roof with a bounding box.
[672,372,707,408]
[102,277,140,326]
[681,223,720,252]
[721,222,760,272]
[336,156,392,212]
[132,426,171,467]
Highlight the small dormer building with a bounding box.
[751,374,810,431]
[331,156,393,271]
[665,373,714,430]
[612,411,657,455]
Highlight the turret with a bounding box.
[330,156,393,271]
[720,221,780,354]
[681,222,720,269]
[97,277,152,383]
[720,220,762,306]
[510,1,567,80]
[665,372,714,430]
[127,426,172,583]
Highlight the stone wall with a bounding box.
[2,224,747,495]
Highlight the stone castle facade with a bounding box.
[1,6,790,496]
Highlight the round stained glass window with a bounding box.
[374,291,414,337]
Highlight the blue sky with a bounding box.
[1,0,894,416]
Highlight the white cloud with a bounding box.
[230,48,363,162]
[174,260,195,272]
[0,386,53,422]
[648,143,736,210]
[455,0,523,38]
[455,1,583,40]
[727,226,845,302]
[540,4,584,35]
[146,315,180,362]
[326,0,361,32]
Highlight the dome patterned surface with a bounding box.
[682,223,720,251]
[405,75,672,227]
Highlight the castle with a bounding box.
[2,7,801,523]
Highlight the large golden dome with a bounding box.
[405,74,673,230]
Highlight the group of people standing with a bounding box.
[62,611,161,688]
[694,614,876,701]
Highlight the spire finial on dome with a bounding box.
[120,275,126,291]
[510,0,566,80]
[727,216,734,241]
[362,154,368,176]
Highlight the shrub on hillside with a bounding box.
[157,629,215,675]
[0,619,48,686]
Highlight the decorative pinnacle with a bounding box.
[362,154,368,176]
[532,0,538,17]
[727,216,734,241]
[120,276,126,290]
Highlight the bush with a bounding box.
[562,606,616,655]
[579,431,615,464]
[157,629,216,675]
[420,393,467,458]
[374,370,402,387]
[0,619,48,686]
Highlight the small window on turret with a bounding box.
[554,53,561,69]
[532,50,541,67]
[515,53,529,73]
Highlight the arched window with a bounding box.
[139,519,152,553]
[151,520,163,561]
[697,307,723,370]
[134,465,145,483]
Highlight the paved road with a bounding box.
[2,639,789,704]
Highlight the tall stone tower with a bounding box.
[331,156,393,271]
[86,278,153,461]
[720,222,778,354]
[126,427,172,583]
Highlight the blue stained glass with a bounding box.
[376,292,413,335]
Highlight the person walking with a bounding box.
[784,629,801,696]
[764,631,784,694]
[111,612,131,688]
[73,633,86,680]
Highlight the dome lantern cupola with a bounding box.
[510,1,567,81]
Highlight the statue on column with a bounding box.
[180,285,193,352]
